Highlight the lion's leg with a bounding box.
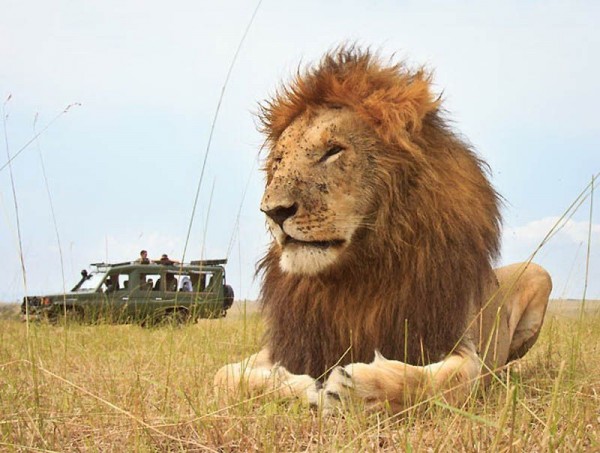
[322,345,481,413]
[494,262,552,362]
[214,348,319,403]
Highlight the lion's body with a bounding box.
[261,248,495,378]
[215,48,552,411]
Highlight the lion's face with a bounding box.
[261,107,374,275]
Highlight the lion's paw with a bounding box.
[322,365,380,411]
[273,367,321,404]
[322,366,355,405]
[321,353,409,412]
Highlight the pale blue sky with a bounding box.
[1,0,598,302]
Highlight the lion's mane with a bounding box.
[258,47,502,378]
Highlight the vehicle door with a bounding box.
[196,269,223,317]
[130,269,163,321]
[101,271,130,321]
[165,270,194,315]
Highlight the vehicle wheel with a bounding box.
[162,308,188,326]
[223,285,234,310]
[53,307,84,325]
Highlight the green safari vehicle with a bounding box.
[21,259,234,324]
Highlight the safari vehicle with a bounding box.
[21,259,234,324]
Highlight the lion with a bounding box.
[215,47,552,412]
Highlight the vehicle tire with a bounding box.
[223,285,234,311]
[52,306,84,325]
[162,308,188,326]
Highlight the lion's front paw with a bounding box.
[322,362,385,411]
[322,353,413,412]
[273,366,320,403]
[321,366,354,409]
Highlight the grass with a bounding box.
[0,300,599,452]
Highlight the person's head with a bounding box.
[161,254,168,260]
[140,250,148,258]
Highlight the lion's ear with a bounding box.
[359,70,440,140]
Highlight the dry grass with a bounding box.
[0,300,599,452]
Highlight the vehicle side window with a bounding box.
[177,274,193,292]
[139,273,161,291]
[164,272,180,292]
[103,273,120,293]
[205,272,220,290]
[118,274,130,290]
[191,273,207,292]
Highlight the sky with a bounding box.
[1,0,599,303]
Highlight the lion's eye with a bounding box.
[318,145,345,163]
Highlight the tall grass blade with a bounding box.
[0,103,80,173]
[181,0,263,264]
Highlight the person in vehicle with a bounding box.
[147,278,154,289]
[165,273,178,292]
[136,250,150,264]
[155,254,180,265]
[180,277,192,292]
[104,276,118,293]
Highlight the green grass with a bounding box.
[0,301,599,452]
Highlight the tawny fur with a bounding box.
[259,48,501,377]
[215,47,552,411]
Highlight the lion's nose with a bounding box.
[261,203,298,228]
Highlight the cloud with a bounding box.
[505,217,600,245]
[502,216,599,299]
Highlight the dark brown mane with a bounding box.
[258,47,502,378]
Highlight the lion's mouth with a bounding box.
[284,235,345,250]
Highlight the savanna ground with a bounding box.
[0,299,599,452]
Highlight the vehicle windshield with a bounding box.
[75,271,107,292]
